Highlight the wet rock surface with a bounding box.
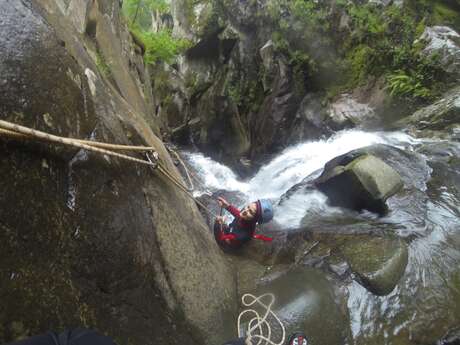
[340,236,408,296]
[0,1,236,344]
[250,267,351,345]
[396,85,460,131]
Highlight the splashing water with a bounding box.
[182,152,250,195]
[246,130,418,200]
[184,130,419,226]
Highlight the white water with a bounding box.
[184,130,419,227]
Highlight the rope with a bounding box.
[168,147,194,191]
[157,163,218,217]
[0,127,156,151]
[237,293,286,345]
[0,119,218,217]
[0,120,155,167]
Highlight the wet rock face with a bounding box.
[396,85,460,131]
[328,94,377,129]
[315,153,404,214]
[0,1,236,344]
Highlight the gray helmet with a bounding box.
[258,199,274,224]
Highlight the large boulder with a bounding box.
[327,94,377,130]
[418,26,460,78]
[339,236,408,295]
[314,152,404,214]
[0,1,236,344]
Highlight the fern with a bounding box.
[387,71,431,99]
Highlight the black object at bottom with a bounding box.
[287,331,308,345]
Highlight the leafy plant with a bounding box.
[134,28,190,64]
[387,71,431,99]
[122,0,190,65]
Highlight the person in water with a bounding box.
[214,196,274,251]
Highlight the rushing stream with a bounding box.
[183,129,460,345]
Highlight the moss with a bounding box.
[346,45,376,87]
[95,51,111,77]
[290,51,315,95]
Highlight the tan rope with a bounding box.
[0,119,217,217]
[238,293,286,345]
[168,147,194,191]
[157,164,217,217]
[0,120,156,167]
[0,127,155,151]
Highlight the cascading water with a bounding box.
[182,128,460,345]
[184,129,420,227]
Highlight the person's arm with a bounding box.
[253,234,273,242]
[218,197,241,218]
[225,204,241,218]
[220,233,237,241]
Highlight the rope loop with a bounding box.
[237,293,286,345]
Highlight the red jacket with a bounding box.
[219,204,272,245]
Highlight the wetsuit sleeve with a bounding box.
[220,233,237,241]
[253,234,273,242]
[225,204,241,218]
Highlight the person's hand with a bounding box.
[216,216,225,224]
[217,197,229,208]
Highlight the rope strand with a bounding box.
[0,120,155,167]
[0,119,218,217]
[238,293,286,345]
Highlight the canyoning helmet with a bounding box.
[258,199,274,224]
[287,332,308,345]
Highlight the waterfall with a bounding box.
[184,129,419,226]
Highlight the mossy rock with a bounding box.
[340,236,408,295]
[395,85,460,130]
[315,153,403,213]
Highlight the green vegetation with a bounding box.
[95,51,111,76]
[266,0,456,103]
[122,0,190,64]
[387,71,431,99]
[130,26,190,64]
[342,2,451,101]
[122,0,169,27]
